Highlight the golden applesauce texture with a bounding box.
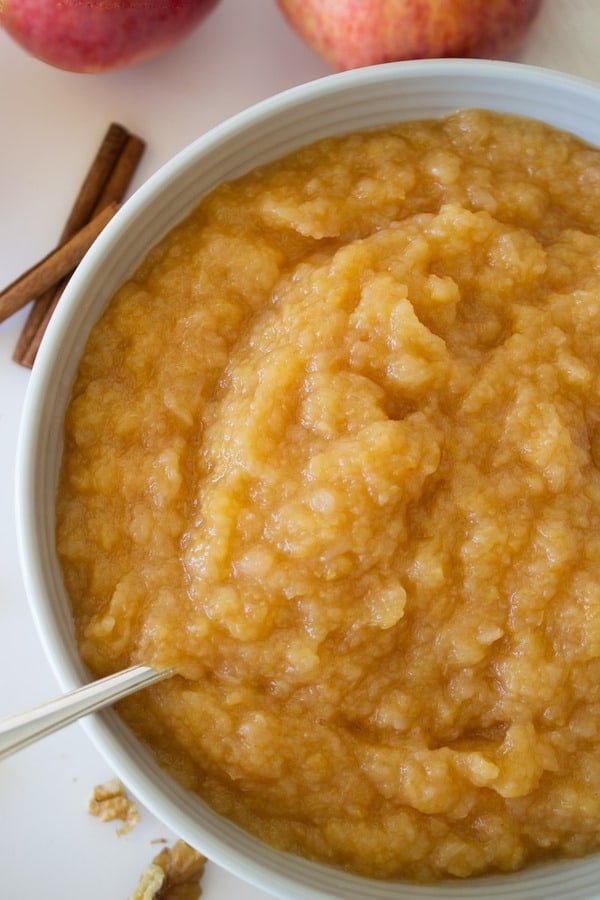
[57,110,600,881]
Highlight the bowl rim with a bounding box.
[15,57,600,900]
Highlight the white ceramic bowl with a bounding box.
[16,59,600,900]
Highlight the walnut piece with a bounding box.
[131,840,207,900]
[87,778,141,836]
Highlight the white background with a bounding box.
[1,1,599,897]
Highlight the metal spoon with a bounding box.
[0,664,172,761]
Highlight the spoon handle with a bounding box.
[0,664,171,761]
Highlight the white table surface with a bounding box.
[1,1,599,897]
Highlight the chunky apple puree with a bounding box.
[56,110,600,881]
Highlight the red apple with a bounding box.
[0,0,221,73]
[276,0,543,71]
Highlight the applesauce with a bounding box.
[56,110,600,881]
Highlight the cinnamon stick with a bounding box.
[0,202,120,325]
[91,134,146,215]
[12,123,129,365]
[12,277,65,366]
[13,124,145,367]
[61,123,130,240]
[17,281,69,369]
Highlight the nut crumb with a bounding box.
[131,840,207,900]
[87,778,140,836]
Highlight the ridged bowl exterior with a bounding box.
[16,59,600,900]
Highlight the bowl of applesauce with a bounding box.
[16,59,600,899]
